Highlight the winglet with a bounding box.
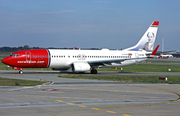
[151,45,160,56]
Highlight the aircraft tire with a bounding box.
[91,69,97,74]
[19,70,23,74]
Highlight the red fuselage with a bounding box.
[2,49,50,68]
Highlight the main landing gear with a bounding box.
[91,69,97,74]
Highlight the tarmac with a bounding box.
[0,70,180,116]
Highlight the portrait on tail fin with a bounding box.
[139,32,155,52]
[123,21,159,52]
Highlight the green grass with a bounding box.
[58,74,180,84]
[0,60,10,70]
[147,60,180,63]
[0,77,46,86]
[0,52,10,59]
[97,64,180,72]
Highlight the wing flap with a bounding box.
[88,58,143,66]
[88,59,126,64]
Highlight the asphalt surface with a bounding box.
[0,70,180,116]
[150,58,180,61]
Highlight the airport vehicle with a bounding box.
[2,21,159,74]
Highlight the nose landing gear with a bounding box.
[13,67,23,74]
[19,70,23,74]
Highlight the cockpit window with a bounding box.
[10,54,19,57]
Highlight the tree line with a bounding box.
[0,45,100,52]
[0,45,40,52]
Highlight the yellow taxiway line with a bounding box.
[95,85,180,109]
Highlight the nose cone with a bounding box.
[1,57,10,65]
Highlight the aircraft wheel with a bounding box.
[91,69,97,74]
[19,70,23,74]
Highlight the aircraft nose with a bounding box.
[1,57,10,65]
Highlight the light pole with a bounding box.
[162,35,164,52]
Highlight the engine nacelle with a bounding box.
[71,62,91,72]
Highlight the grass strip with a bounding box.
[58,74,180,84]
[0,77,46,86]
[97,64,180,72]
[147,60,180,63]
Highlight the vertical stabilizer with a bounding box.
[123,21,159,52]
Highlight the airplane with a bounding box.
[2,21,159,74]
[160,54,173,58]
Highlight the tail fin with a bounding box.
[123,21,159,52]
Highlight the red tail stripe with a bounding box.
[152,21,159,26]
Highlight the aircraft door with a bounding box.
[135,53,139,58]
[135,53,140,62]
[26,51,31,62]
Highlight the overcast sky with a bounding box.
[0,0,180,51]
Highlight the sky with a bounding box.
[0,0,180,51]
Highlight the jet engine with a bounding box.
[71,62,91,72]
